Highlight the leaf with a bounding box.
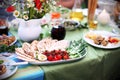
[0,60,4,64]
[38,33,43,40]
[0,45,18,53]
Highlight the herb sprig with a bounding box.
[0,44,17,53]
[0,60,4,64]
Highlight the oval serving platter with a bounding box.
[29,48,87,65]
[16,47,87,65]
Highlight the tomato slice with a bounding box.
[109,37,119,43]
[47,55,53,61]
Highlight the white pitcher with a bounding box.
[18,19,42,42]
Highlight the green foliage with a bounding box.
[0,60,4,64]
[0,44,18,53]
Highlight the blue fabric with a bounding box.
[8,55,44,80]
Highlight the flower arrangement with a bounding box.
[13,0,54,20]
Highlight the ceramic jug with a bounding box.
[18,19,42,42]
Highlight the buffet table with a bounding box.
[1,0,120,79]
[7,24,120,80]
[40,28,120,80]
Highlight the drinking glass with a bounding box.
[70,0,84,21]
[88,0,98,30]
[89,20,98,30]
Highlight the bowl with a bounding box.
[61,19,80,31]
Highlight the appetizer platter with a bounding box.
[0,34,16,46]
[0,57,18,79]
[15,38,87,65]
[83,31,120,49]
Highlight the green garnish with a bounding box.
[0,44,18,53]
[67,39,87,58]
[77,22,88,29]
[0,60,4,64]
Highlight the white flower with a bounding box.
[26,3,31,8]
[52,1,56,5]
[26,2,35,8]
[23,15,29,20]
[23,11,29,14]
[27,0,34,3]
[13,10,20,17]
[34,8,38,11]
[30,2,35,7]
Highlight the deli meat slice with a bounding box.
[15,38,70,62]
[15,48,34,59]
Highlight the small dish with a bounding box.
[61,19,80,31]
[0,34,17,46]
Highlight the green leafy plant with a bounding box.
[0,60,4,64]
[0,44,18,53]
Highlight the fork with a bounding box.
[6,62,28,66]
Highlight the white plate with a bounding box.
[0,57,18,79]
[83,31,120,49]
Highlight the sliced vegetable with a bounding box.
[67,39,87,59]
[108,37,119,43]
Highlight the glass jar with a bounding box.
[0,18,9,35]
[51,25,66,40]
